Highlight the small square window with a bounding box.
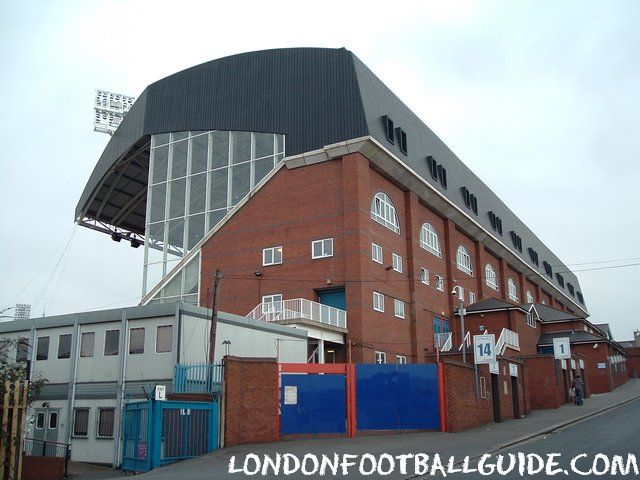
[73,408,90,437]
[263,246,283,266]
[372,243,383,264]
[36,336,49,361]
[97,408,115,438]
[394,299,405,319]
[383,116,394,144]
[80,332,95,358]
[436,275,444,292]
[104,330,119,356]
[156,325,173,353]
[312,238,333,259]
[373,291,385,312]
[420,268,429,285]
[57,334,72,359]
[397,355,407,364]
[392,253,403,273]
[129,328,145,355]
[375,351,387,364]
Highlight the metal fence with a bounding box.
[246,298,347,328]
[121,399,219,473]
[23,438,70,479]
[174,363,224,394]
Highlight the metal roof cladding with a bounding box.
[76,47,586,312]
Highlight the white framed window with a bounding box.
[262,294,283,313]
[526,312,536,328]
[394,299,405,319]
[371,192,400,234]
[155,325,173,353]
[419,223,441,257]
[371,243,383,264]
[526,290,534,304]
[485,264,498,291]
[436,275,444,292]
[312,238,333,259]
[96,408,115,438]
[456,246,473,275]
[263,246,283,266]
[397,355,407,364]
[373,291,385,312]
[420,268,429,285]
[469,291,476,304]
[375,351,387,364]
[392,253,403,273]
[508,279,519,302]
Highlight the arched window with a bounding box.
[526,290,534,304]
[456,246,473,275]
[419,223,441,257]
[485,264,498,291]
[508,279,518,301]
[370,192,400,234]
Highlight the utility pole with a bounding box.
[452,286,466,364]
[208,270,222,363]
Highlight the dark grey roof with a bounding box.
[538,330,604,346]
[463,297,524,314]
[76,47,585,312]
[620,341,639,349]
[532,303,584,323]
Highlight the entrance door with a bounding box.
[317,289,346,311]
[511,377,520,419]
[491,374,501,423]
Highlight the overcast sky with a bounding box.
[0,1,638,340]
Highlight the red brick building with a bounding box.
[620,331,640,379]
[76,48,591,366]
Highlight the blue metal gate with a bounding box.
[122,400,218,473]
[356,364,440,431]
[280,374,346,435]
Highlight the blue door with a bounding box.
[318,289,346,311]
[356,364,440,431]
[280,374,346,435]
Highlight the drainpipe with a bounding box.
[65,316,80,446]
[113,308,129,468]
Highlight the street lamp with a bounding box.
[451,286,467,364]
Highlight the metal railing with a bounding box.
[246,298,347,329]
[496,328,520,355]
[174,363,224,394]
[23,438,70,478]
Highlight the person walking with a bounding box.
[572,375,585,406]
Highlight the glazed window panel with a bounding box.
[80,332,95,358]
[254,132,275,158]
[456,246,473,275]
[485,264,498,291]
[148,183,167,224]
[371,192,400,234]
[211,131,230,169]
[420,223,441,257]
[188,173,207,215]
[209,169,229,210]
[230,162,251,206]
[232,131,252,164]
[152,145,169,184]
[190,133,209,175]
[170,139,188,179]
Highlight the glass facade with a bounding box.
[143,130,285,300]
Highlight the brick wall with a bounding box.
[442,361,493,432]
[22,456,65,480]
[519,355,566,410]
[626,347,640,378]
[223,356,278,447]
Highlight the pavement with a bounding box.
[103,379,640,480]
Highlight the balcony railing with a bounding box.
[434,332,452,352]
[246,298,347,329]
[496,328,520,355]
[174,363,224,394]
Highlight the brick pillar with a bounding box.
[534,284,542,304]
[498,258,508,301]
[443,219,458,339]
[404,191,420,362]
[341,153,371,363]
[474,241,486,300]
[518,272,526,304]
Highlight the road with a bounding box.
[437,398,640,479]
